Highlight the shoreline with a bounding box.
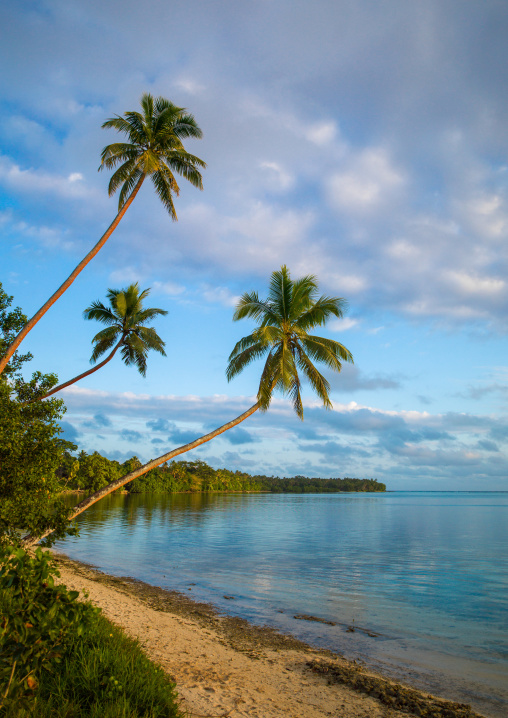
[51,551,485,718]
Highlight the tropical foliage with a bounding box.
[227,264,353,417]
[0,285,76,548]
[100,92,206,218]
[37,283,168,401]
[66,455,385,494]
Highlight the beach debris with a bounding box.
[223,595,235,600]
[293,613,337,626]
[306,659,483,718]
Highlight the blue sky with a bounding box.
[2,0,508,489]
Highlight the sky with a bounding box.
[2,0,508,490]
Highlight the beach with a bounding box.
[52,552,483,718]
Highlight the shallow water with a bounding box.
[56,491,508,717]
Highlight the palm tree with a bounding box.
[35,284,168,401]
[23,267,353,547]
[0,93,205,376]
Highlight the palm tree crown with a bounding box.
[85,283,167,376]
[99,93,206,219]
[227,266,353,418]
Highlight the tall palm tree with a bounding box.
[0,93,205,376]
[23,267,353,546]
[35,284,168,401]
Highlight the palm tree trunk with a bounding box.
[34,336,125,402]
[22,400,260,548]
[0,175,146,376]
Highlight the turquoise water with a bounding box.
[56,491,508,717]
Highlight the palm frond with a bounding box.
[288,374,304,419]
[172,113,204,140]
[233,293,278,324]
[257,348,281,410]
[301,335,354,368]
[117,170,144,209]
[122,333,148,376]
[123,111,149,142]
[136,327,167,355]
[150,170,178,220]
[289,275,318,320]
[135,309,168,324]
[90,328,121,363]
[226,341,269,381]
[268,265,294,321]
[295,345,332,410]
[140,93,155,125]
[296,296,348,331]
[101,116,146,146]
[83,301,116,324]
[106,160,140,198]
[163,152,205,189]
[99,143,140,171]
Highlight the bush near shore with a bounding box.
[60,453,386,494]
[0,547,181,717]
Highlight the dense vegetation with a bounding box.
[0,547,181,717]
[0,287,77,549]
[61,453,386,494]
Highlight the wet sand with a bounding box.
[52,552,485,718]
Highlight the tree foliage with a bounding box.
[0,546,97,712]
[0,284,76,547]
[100,92,206,218]
[37,283,168,401]
[85,283,168,376]
[63,454,386,494]
[227,265,353,418]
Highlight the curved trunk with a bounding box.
[34,336,125,402]
[21,400,260,548]
[0,175,146,376]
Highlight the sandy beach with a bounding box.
[50,552,484,718]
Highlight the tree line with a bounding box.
[59,453,385,495]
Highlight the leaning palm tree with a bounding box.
[35,284,167,401]
[0,93,205,376]
[22,266,353,546]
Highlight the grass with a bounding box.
[26,612,181,717]
[0,548,182,718]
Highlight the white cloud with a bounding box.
[329,317,359,332]
[305,121,337,146]
[445,271,505,297]
[179,201,315,275]
[201,285,240,307]
[174,77,206,95]
[109,267,145,285]
[0,156,97,200]
[326,148,405,213]
[259,161,294,191]
[152,280,186,296]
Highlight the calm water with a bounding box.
[56,491,508,717]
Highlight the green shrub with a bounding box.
[0,546,97,713]
[0,547,181,717]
